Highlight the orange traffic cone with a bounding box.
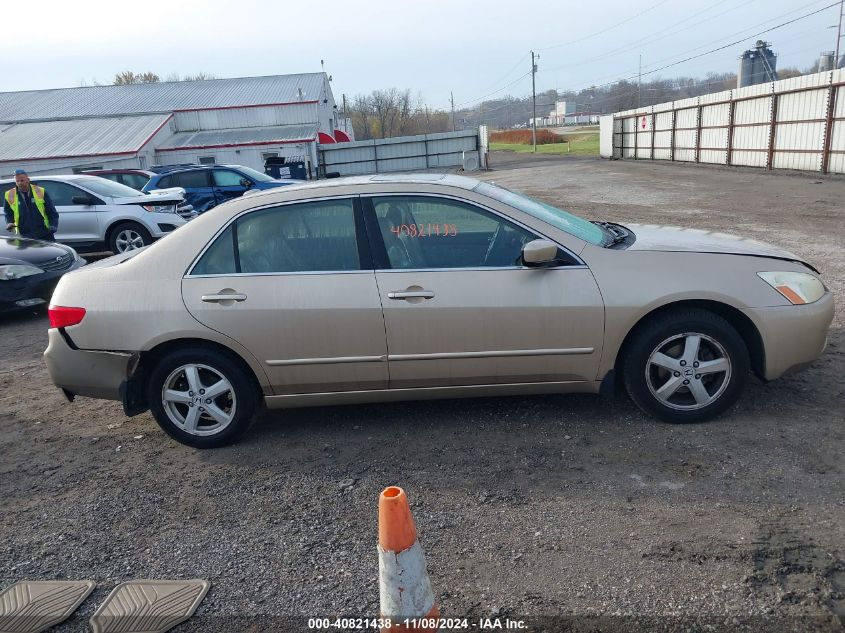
[378,486,439,632]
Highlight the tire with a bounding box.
[108,222,152,254]
[622,308,750,424]
[147,347,258,448]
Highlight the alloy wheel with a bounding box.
[115,228,146,252]
[645,332,732,411]
[161,363,237,436]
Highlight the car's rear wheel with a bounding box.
[147,348,258,448]
[108,222,152,254]
[622,309,749,423]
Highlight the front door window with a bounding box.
[371,195,537,269]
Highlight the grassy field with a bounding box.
[490,132,599,156]
[490,134,599,156]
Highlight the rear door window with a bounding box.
[172,170,212,188]
[191,199,364,275]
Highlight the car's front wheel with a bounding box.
[108,222,152,254]
[622,309,750,423]
[147,348,258,448]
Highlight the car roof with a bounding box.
[0,174,102,185]
[239,173,481,201]
[2,172,482,192]
[83,169,153,175]
[152,164,247,176]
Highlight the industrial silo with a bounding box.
[819,52,836,72]
[738,41,779,88]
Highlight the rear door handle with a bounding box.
[201,293,247,303]
[387,290,435,300]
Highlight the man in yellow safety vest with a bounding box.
[4,169,59,241]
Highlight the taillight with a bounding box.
[48,305,86,328]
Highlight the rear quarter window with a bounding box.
[192,225,237,275]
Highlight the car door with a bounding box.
[212,169,248,204]
[33,180,102,243]
[169,170,216,213]
[182,196,389,395]
[364,194,605,389]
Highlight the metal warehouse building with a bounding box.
[0,72,350,178]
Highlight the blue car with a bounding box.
[143,164,302,213]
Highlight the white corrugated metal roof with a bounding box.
[0,73,327,123]
[156,124,318,150]
[0,114,171,162]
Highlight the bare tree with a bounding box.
[182,72,218,81]
[348,89,451,140]
[114,71,215,85]
[113,70,160,84]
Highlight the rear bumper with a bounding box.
[43,328,136,400]
[743,292,835,381]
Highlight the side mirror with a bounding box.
[522,239,559,266]
[240,178,254,188]
[72,195,95,206]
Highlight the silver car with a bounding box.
[0,175,194,253]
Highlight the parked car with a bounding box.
[1,236,85,311]
[81,168,156,191]
[81,169,196,219]
[0,175,194,253]
[142,164,302,213]
[44,174,833,448]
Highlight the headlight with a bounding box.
[0,264,44,280]
[142,204,177,214]
[758,271,826,305]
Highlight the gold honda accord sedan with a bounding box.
[44,174,833,447]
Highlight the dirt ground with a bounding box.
[1,155,843,632]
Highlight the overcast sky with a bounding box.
[5,0,842,110]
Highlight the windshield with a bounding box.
[74,176,143,198]
[474,181,606,246]
[235,166,275,183]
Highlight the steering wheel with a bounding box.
[482,223,505,266]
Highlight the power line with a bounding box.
[535,0,840,100]
[458,1,838,119]
[541,0,751,74]
[452,71,532,110]
[538,0,671,51]
[634,0,833,72]
[471,53,531,100]
[629,1,840,81]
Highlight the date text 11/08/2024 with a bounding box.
[307,617,527,630]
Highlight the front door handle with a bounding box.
[201,293,247,303]
[387,290,435,300]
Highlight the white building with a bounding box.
[0,73,351,178]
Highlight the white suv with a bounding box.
[0,175,196,253]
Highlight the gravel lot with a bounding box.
[1,155,843,632]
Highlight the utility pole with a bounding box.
[451,91,456,132]
[638,53,642,109]
[531,51,538,153]
[836,0,843,69]
[342,93,347,132]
